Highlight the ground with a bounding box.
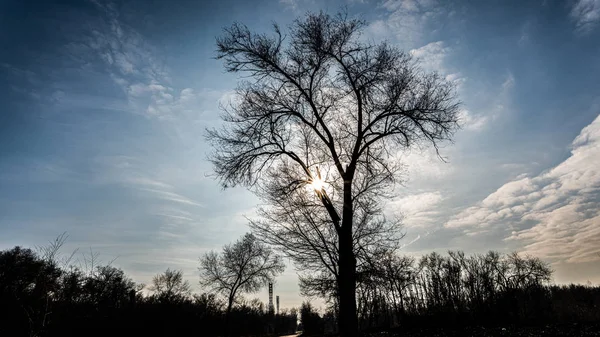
[361,324,600,337]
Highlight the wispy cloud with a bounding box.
[408,42,515,133]
[457,109,488,132]
[137,188,203,207]
[409,41,466,93]
[279,0,298,10]
[367,0,447,48]
[570,0,600,34]
[459,71,514,132]
[518,21,532,46]
[399,147,454,182]
[80,0,212,120]
[388,191,443,228]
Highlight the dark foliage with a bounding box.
[300,301,325,335]
[0,245,296,337]
[2,244,599,337]
[364,323,600,337]
[348,251,600,332]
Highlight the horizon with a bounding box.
[1,0,600,311]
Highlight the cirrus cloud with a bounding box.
[570,0,600,35]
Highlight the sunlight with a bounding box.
[306,166,326,193]
[308,176,325,191]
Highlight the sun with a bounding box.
[309,176,325,191]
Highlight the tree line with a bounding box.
[298,250,600,335]
[2,234,599,337]
[0,234,295,337]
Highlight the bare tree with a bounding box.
[150,269,191,303]
[209,11,460,336]
[199,233,285,320]
[36,232,78,270]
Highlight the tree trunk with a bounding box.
[226,295,234,337]
[338,179,358,337]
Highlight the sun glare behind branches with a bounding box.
[306,166,327,192]
[308,176,325,191]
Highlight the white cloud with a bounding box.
[410,41,449,73]
[370,3,520,135]
[179,88,195,102]
[148,83,168,92]
[85,1,182,119]
[80,4,233,122]
[458,109,488,131]
[113,53,135,74]
[127,83,150,97]
[367,0,445,48]
[279,0,297,10]
[570,0,600,34]
[388,191,443,228]
[502,72,515,90]
[460,72,514,132]
[138,188,203,207]
[518,21,532,46]
[446,113,600,264]
[410,42,509,134]
[399,146,454,183]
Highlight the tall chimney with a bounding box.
[268,283,274,313]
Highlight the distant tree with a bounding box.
[83,265,137,309]
[56,267,86,305]
[502,252,552,290]
[149,268,191,303]
[274,307,299,335]
[193,292,224,315]
[209,11,460,336]
[199,233,285,322]
[0,246,62,337]
[300,301,324,335]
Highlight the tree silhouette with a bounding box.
[209,11,460,336]
[0,246,61,337]
[199,233,285,330]
[83,265,136,310]
[150,269,191,303]
[300,301,324,335]
[2,241,600,336]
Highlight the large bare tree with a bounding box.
[208,11,460,336]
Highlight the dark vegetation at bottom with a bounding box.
[2,243,599,336]
[360,323,600,337]
[0,245,296,337]
[299,251,600,336]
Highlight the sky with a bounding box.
[1,0,600,310]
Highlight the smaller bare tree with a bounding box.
[199,233,285,320]
[150,269,191,303]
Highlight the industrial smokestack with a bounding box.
[268,283,274,314]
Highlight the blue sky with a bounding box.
[1,0,600,309]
